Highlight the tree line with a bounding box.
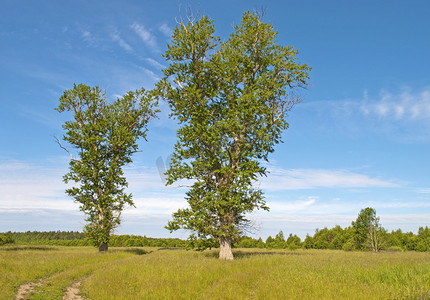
[2,208,429,252]
[1,231,187,248]
[240,208,430,252]
[247,226,430,252]
[2,228,429,252]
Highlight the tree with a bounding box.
[56,83,157,252]
[286,233,302,250]
[416,226,430,252]
[160,11,310,259]
[352,207,386,252]
[274,231,287,249]
[265,236,276,249]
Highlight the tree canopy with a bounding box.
[159,11,310,259]
[352,207,386,252]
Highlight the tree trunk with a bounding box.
[219,237,234,260]
[99,242,108,252]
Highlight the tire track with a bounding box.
[14,248,152,300]
[63,279,86,300]
[15,280,43,300]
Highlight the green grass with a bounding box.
[1,246,429,299]
[0,245,141,299]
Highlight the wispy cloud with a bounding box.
[111,31,133,52]
[299,87,430,141]
[268,196,318,212]
[416,188,430,194]
[258,167,398,191]
[158,23,173,37]
[129,197,187,214]
[131,23,157,49]
[0,158,184,212]
[361,89,430,121]
[18,105,60,129]
[145,57,165,70]
[0,159,70,210]
[80,29,97,46]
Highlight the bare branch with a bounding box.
[253,6,267,22]
[54,136,82,163]
[176,80,185,90]
[173,184,192,188]
[175,3,200,27]
[175,3,184,26]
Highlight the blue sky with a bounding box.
[1,0,429,239]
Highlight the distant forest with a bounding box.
[1,225,429,252]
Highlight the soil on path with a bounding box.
[15,280,43,300]
[15,278,86,300]
[63,280,86,300]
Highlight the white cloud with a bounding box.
[158,23,173,37]
[375,201,430,209]
[361,88,430,121]
[127,197,187,214]
[268,196,318,212]
[111,32,133,52]
[138,66,161,82]
[301,87,430,142]
[258,167,398,191]
[80,30,97,46]
[417,188,430,194]
[0,159,70,209]
[1,159,425,238]
[145,57,165,70]
[131,23,157,49]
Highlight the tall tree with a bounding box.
[56,83,157,252]
[160,11,310,259]
[352,207,385,252]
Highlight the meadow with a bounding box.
[1,246,429,300]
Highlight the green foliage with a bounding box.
[234,236,261,248]
[305,226,351,250]
[8,231,91,246]
[3,225,430,252]
[6,231,188,248]
[286,233,302,250]
[56,83,158,251]
[109,235,188,248]
[265,235,276,249]
[416,226,430,252]
[352,207,386,252]
[303,234,314,249]
[160,11,310,256]
[0,232,14,245]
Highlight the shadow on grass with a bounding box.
[234,250,306,258]
[0,245,58,251]
[158,247,185,251]
[204,249,308,259]
[121,248,148,255]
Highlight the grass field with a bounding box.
[1,246,429,299]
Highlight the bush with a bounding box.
[0,233,14,245]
